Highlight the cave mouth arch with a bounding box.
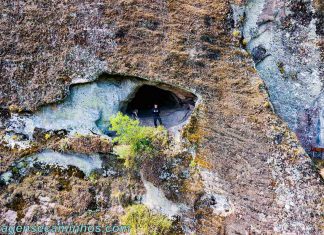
[122,84,197,128]
[1,72,199,140]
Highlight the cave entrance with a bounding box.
[124,84,197,128]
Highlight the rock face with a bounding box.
[0,0,323,234]
[233,0,323,152]
[2,77,140,136]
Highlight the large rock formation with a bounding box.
[0,0,323,234]
[233,0,323,153]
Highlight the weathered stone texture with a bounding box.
[0,0,323,234]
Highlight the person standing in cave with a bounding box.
[152,104,163,127]
[131,109,139,120]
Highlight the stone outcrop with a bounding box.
[233,0,323,152]
[0,0,323,234]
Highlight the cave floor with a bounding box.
[135,106,193,129]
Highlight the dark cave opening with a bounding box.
[124,84,197,128]
[126,85,180,115]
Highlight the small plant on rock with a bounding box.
[277,61,285,75]
[58,138,69,152]
[88,171,100,182]
[44,133,51,140]
[121,204,172,235]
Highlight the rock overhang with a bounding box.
[0,73,198,142]
[0,0,323,233]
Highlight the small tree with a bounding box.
[121,204,172,235]
[110,112,167,168]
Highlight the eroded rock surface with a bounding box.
[232,0,323,152]
[0,0,323,234]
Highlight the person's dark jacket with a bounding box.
[152,108,160,117]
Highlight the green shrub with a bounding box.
[121,204,172,235]
[189,158,197,168]
[44,133,51,140]
[110,112,168,168]
[88,170,100,182]
[114,145,135,168]
[232,29,241,38]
